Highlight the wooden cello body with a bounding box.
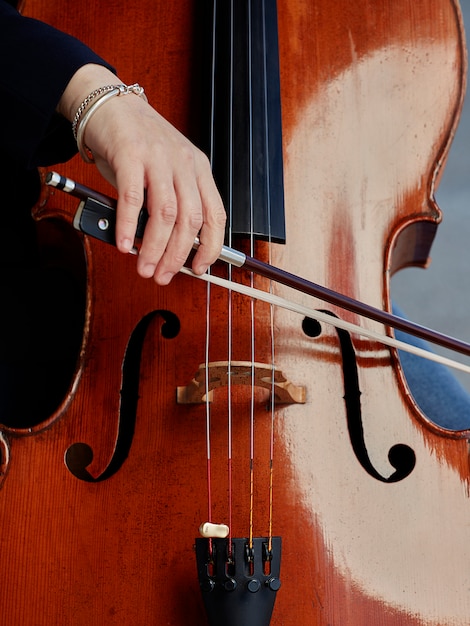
[1,0,470,624]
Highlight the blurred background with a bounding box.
[391,2,470,391]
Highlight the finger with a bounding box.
[190,165,226,275]
[113,161,146,254]
[136,174,182,282]
[141,170,203,285]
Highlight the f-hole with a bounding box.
[65,310,180,482]
[303,312,416,483]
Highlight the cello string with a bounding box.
[268,302,275,555]
[180,267,470,377]
[226,0,235,553]
[260,0,276,555]
[247,0,256,558]
[204,0,219,550]
[204,277,212,531]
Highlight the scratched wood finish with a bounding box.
[0,1,469,625]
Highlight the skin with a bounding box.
[57,63,227,285]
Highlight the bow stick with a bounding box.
[45,171,470,373]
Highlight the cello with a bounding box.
[1,0,470,624]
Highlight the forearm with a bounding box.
[56,64,123,123]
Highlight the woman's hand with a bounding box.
[58,64,226,285]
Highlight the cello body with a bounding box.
[1,0,470,624]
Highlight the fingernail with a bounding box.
[159,272,174,285]
[192,264,209,276]
[140,263,156,278]
[120,238,133,253]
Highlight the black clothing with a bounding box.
[0,0,111,168]
[0,1,111,427]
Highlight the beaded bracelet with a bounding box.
[74,83,147,163]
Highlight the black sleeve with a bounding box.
[0,1,115,168]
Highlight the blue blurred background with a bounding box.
[391,2,470,391]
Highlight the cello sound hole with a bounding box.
[302,316,322,338]
[65,309,181,483]
[304,310,416,482]
[64,442,95,482]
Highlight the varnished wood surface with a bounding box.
[0,1,469,625]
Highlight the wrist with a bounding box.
[57,63,122,122]
[75,83,147,163]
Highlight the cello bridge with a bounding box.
[176,361,305,405]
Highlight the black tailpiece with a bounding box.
[195,536,281,626]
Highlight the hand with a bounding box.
[58,64,226,285]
